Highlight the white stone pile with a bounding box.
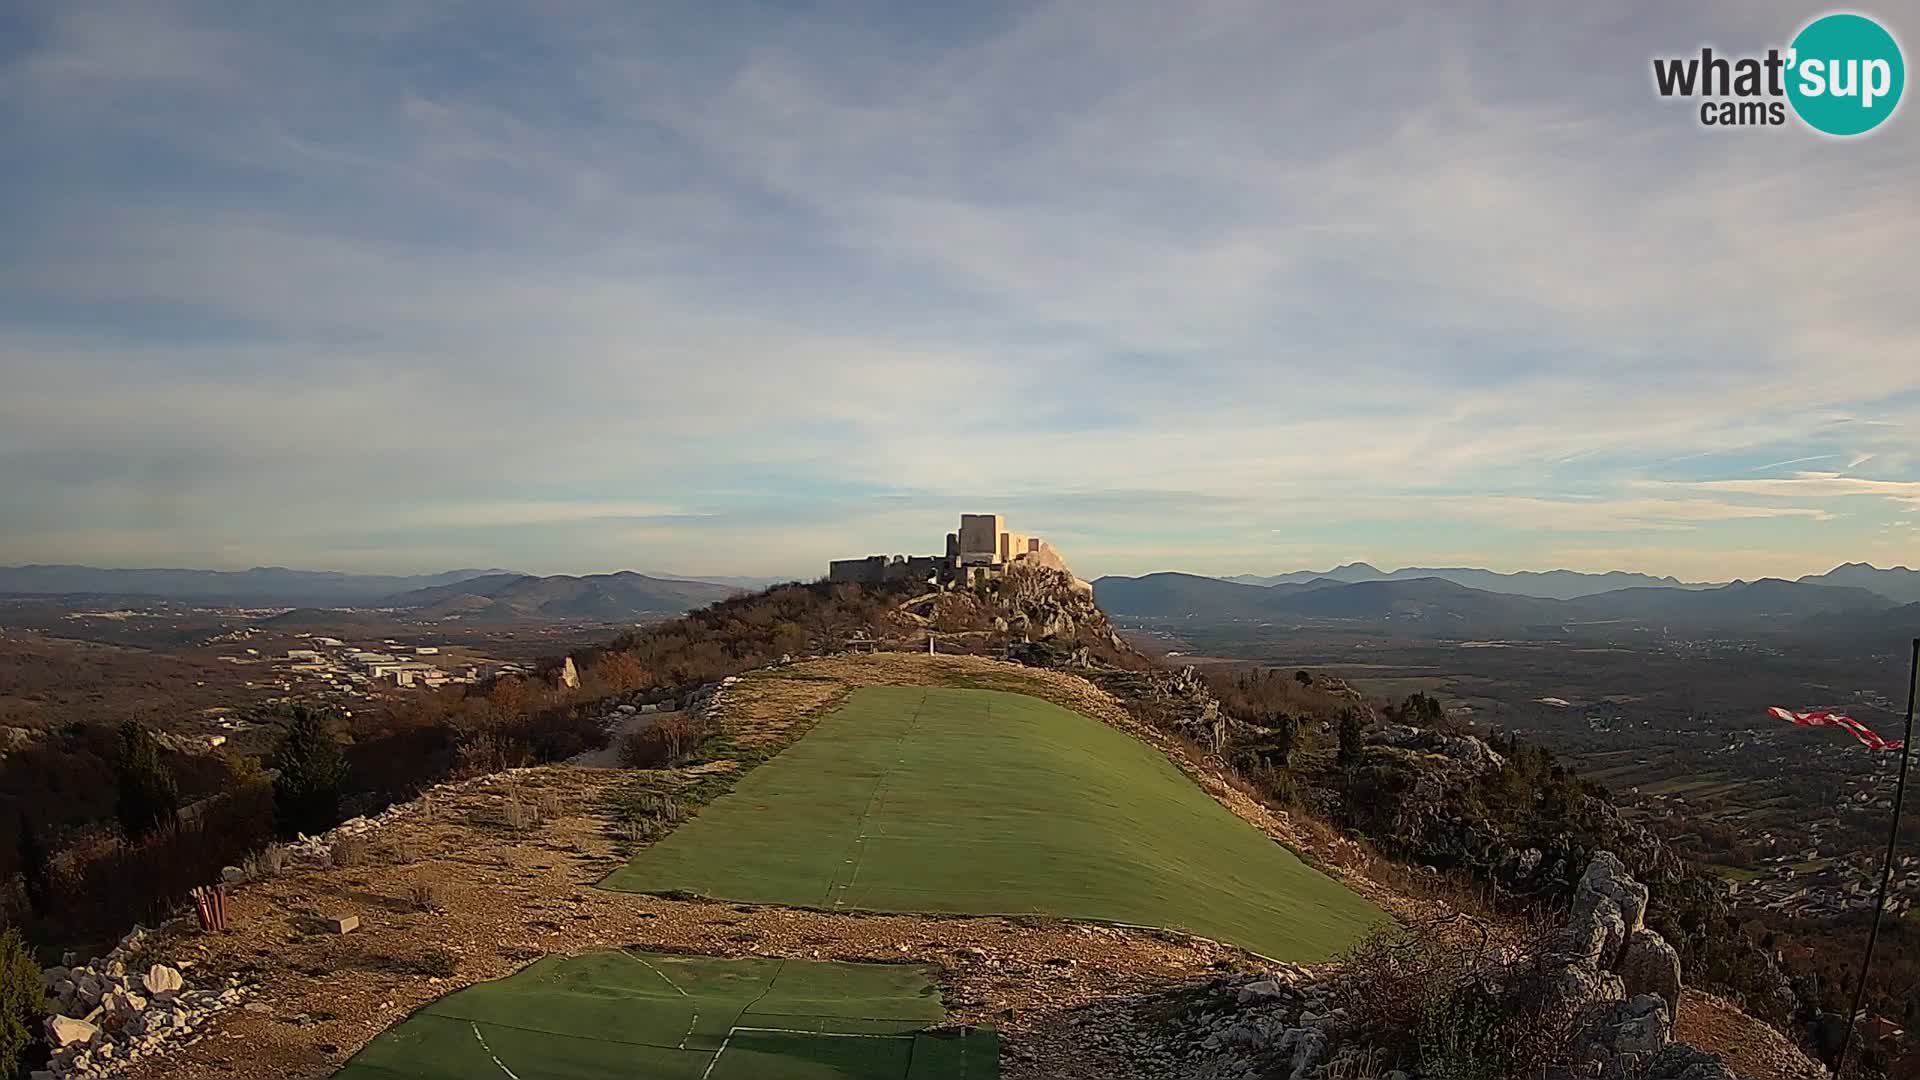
[37,927,253,1080]
[279,801,418,865]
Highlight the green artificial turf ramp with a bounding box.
[604,686,1386,961]
[332,950,995,1080]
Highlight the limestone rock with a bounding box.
[325,914,360,935]
[141,965,183,999]
[1576,853,1649,938]
[46,1015,99,1047]
[1571,994,1671,1077]
[1616,929,1683,1026]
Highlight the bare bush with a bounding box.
[620,713,710,768]
[1339,923,1573,1079]
[535,789,563,821]
[330,835,370,868]
[502,786,544,831]
[243,842,288,882]
[408,880,445,912]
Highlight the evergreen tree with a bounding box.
[1336,708,1364,768]
[114,721,179,841]
[273,706,349,835]
[0,929,42,1078]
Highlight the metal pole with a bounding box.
[1835,637,1919,1078]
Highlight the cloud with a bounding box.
[1,1,1917,577]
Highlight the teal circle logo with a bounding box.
[1787,13,1905,136]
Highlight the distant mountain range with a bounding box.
[1094,567,1908,635]
[1795,562,1920,605]
[1219,561,1920,605]
[0,565,515,605]
[383,572,740,620]
[0,563,749,617]
[1223,562,1702,600]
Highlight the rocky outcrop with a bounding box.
[1090,666,1233,752]
[1372,722,1507,775]
[1131,852,1765,1079]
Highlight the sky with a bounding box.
[3,1,1918,584]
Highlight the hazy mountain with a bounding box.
[1091,572,1285,620]
[1095,572,1894,633]
[384,571,739,620]
[0,564,514,605]
[1565,579,1898,622]
[1225,563,1705,599]
[1796,563,1920,605]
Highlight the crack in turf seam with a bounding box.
[469,1023,522,1080]
[622,950,701,1050]
[826,690,928,909]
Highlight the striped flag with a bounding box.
[1767,707,1906,752]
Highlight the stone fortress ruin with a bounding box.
[829,513,1083,589]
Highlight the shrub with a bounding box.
[114,721,180,841]
[620,714,710,768]
[535,790,563,821]
[408,880,444,912]
[0,928,44,1078]
[415,948,458,978]
[39,780,274,941]
[274,707,349,836]
[330,835,369,868]
[1337,709,1365,769]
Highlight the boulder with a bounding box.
[46,1015,99,1047]
[142,964,184,998]
[1573,994,1671,1068]
[1616,929,1683,1027]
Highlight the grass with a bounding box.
[604,686,1388,961]
[332,950,996,1080]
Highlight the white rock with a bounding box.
[142,965,184,998]
[46,1015,99,1047]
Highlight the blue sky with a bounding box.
[3,1,1918,583]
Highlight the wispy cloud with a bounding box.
[1,1,1916,579]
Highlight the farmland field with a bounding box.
[332,950,995,1080]
[604,686,1386,961]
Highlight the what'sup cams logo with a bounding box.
[1653,12,1905,135]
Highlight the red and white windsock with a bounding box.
[1767,707,1905,752]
